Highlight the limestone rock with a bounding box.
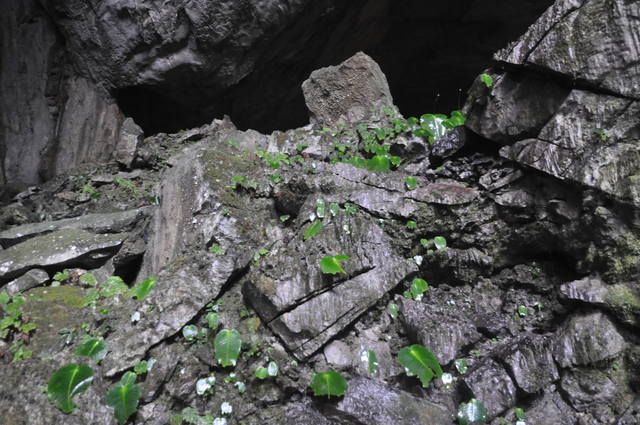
[4,269,49,295]
[302,52,395,128]
[502,334,559,394]
[115,118,144,168]
[0,229,125,282]
[333,378,453,425]
[553,312,626,368]
[463,359,517,419]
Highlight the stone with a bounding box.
[285,402,338,425]
[333,378,453,425]
[4,269,49,295]
[421,247,493,285]
[0,229,125,282]
[464,70,568,144]
[560,368,618,413]
[114,118,144,168]
[525,390,577,425]
[497,0,640,99]
[302,52,395,128]
[406,182,480,205]
[323,340,352,368]
[398,297,481,364]
[553,311,626,368]
[0,207,149,247]
[463,359,517,420]
[502,334,559,394]
[500,91,640,206]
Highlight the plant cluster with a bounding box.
[0,292,37,362]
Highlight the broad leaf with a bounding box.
[47,363,94,414]
[129,277,157,300]
[74,337,108,363]
[397,344,442,388]
[405,176,418,190]
[182,325,199,341]
[319,255,350,275]
[99,276,127,297]
[410,278,429,300]
[310,371,348,397]
[387,302,399,319]
[80,273,97,287]
[0,292,10,304]
[365,155,391,172]
[255,367,269,379]
[457,398,488,425]
[303,220,323,241]
[106,372,140,425]
[214,329,242,367]
[206,312,220,329]
[434,236,447,250]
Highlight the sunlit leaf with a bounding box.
[310,371,348,397]
[47,364,94,414]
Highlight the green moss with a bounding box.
[605,285,640,310]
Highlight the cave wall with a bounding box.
[0,0,554,185]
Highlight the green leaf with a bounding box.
[454,358,468,375]
[303,220,323,241]
[387,302,399,319]
[365,155,391,172]
[405,176,418,190]
[99,276,127,297]
[515,407,526,420]
[406,220,417,230]
[255,367,269,380]
[434,236,447,250]
[134,361,149,375]
[479,73,494,88]
[517,305,528,317]
[214,329,242,367]
[20,322,37,333]
[0,291,9,304]
[364,349,378,375]
[105,372,140,425]
[316,199,326,218]
[279,215,290,223]
[129,277,157,300]
[397,344,442,388]
[319,255,350,275]
[457,399,488,425]
[206,312,220,329]
[75,338,108,363]
[208,244,226,256]
[420,238,430,249]
[267,361,278,376]
[310,371,348,397]
[53,270,70,282]
[47,364,94,414]
[80,273,97,287]
[410,278,429,300]
[182,325,199,342]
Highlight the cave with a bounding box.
[115,0,554,135]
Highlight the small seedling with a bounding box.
[319,255,350,275]
[397,344,442,388]
[406,220,417,230]
[480,73,494,88]
[208,244,226,256]
[310,371,348,397]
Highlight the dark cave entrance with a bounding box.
[115,0,554,135]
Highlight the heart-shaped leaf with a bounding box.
[214,329,242,367]
[129,277,156,300]
[310,371,348,397]
[457,398,488,425]
[47,363,94,413]
[319,255,350,275]
[397,344,442,388]
[434,236,447,250]
[74,337,108,363]
[106,372,140,425]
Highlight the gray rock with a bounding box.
[245,208,417,359]
[464,70,568,144]
[497,0,640,99]
[406,182,480,205]
[560,275,609,305]
[463,359,517,419]
[553,312,626,368]
[421,247,493,285]
[430,126,467,159]
[502,334,559,393]
[333,378,453,425]
[4,268,49,295]
[525,390,577,425]
[500,91,640,206]
[302,52,395,128]
[285,402,339,425]
[0,207,148,247]
[115,118,144,168]
[398,297,481,365]
[323,340,353,368]
[615,398,640,425]
[560,368,618,412]
[0,229,125,282]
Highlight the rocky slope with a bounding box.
[1,0,640,424]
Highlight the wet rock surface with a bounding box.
[1,6,640,423]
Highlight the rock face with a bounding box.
[1,3,640,424]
